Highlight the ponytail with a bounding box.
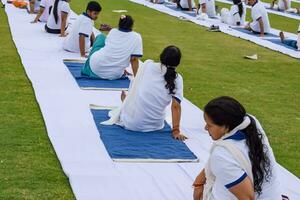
[159,46,182,95]
[242,115,271,195]
[164,67,177,94]
[237,2,243,18]
[53,0,59,24]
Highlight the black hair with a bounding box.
[204,96,271,195]
[118,15,134,31]
[160,46,181,95]
[53,0,59,24]
[233,0,243,18]
[86,1,102,12]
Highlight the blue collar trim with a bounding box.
[118,28,132,32]
[224,131,246,141]
[82,12,92,20]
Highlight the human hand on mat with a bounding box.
[172,131,188,141]
[30,20,37,24]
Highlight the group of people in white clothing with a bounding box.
[26,0,292,199]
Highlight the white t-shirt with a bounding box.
[199,0,216,18]
[46,0,70,30]
[39,0,54,22]
[278,0,291,10]
[120,60,184,132]
[180,0,196,9]
[250,1,271,33]
[28,0,41,12]
[90,28,143,80]
[297,25,300,51]
[63,13,94,53]
[209,127,281,199]
[229,3,246,26]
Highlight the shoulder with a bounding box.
[131,31,142,40]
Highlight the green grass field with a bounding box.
[0,0,299,198]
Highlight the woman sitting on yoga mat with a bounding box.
[220,0,246,26]
[81,15,143,80]
[118,46,187,140]
[45,0,70,36]
[193,96,282,200]
[279,25,300,51]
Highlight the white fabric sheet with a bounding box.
[131,0,300,60]
[2,1,300,199]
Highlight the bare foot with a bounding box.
[279,31,285,43]
[121,91,126,102]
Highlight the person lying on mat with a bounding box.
[245,0,271,37]
[197,0,216,18]
[279,25,300,51]
[174,0,196,11]
[31,0,54,23]
[45,0,70,37]
[220,0,246,26]
[118,46,187,140]
[193,96,281,200]
[270,0,291,11]
[63,1,101,57]
[81,15,143,80]
[28,0,40,14]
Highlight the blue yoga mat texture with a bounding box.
[64,61,130,89]
[91,109,198,162]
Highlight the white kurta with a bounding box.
[119,60,184,132]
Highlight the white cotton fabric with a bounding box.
[119,60,184,132]
[28,0,41,12]
[250,1,271,34]
[3,1,300,199]
[90,28,143,80]
[278,0,291,10]
[180,0,196,9]
[199,0,216,18]
[39,0,54,22]
[63,13,94,53]
[46,0,70,30]
[221,3,246,26]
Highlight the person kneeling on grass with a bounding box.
[63,1,101,57]
[279,25,300,51]
[245,0,271,37]
[220,0,246,26]
[45,0,71,37]
[31,0,54,23]
[193,96,282,200]
[81,15,143,80]
[104,46,187,140]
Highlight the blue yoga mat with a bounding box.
[164,2,197,17]
[231,27,278,38]
[265,38,297,50]
[64,62,130,90]
[91,109,198,162]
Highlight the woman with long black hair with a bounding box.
[193,96,281,199]
[220,0,246,26]
[45,0,70,36]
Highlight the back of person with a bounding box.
[46,0,70,30]
[210,130,281,199]
[120,60,183,132]
[230,3,246,26]
[39,0,54,22]
[199,0,216,17]
[250,1,271,33]
[180,0,195,9]
[89,28,143,80]
[63,13,93,53]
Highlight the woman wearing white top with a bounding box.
[82,15,143,80]
[193,96,282,200]
[45,0,70,37]
[221,0,246,26]
[31,0,54,23]
[119,46,187,140]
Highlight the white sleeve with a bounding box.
[131,34,143,57]
[173,74,184,103]
[61,2,70,14]
[79,20,92,38]
[251,6,262,21]
[210,146,247,189]
[40,0,46,8]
